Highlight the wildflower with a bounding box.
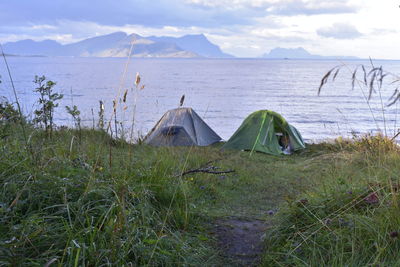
[200,186,205,190]
[390,231,399,238]
[267,210,275,216]
[364,192,379,204]
[338,218,349,227]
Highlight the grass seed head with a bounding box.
[135,72,141,88]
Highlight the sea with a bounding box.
[1,57,400,142]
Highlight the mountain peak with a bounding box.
[263,47,312,59]
[148,33,233,58]
[104,31,128,38]
[128,33,143,38]
[183,34,207,39]
[3,39,62,56]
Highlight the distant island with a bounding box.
[2,32,234,59]
[3,35,361,60]
[262,47,359,60]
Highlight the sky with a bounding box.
[0,0,399,58]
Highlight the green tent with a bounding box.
[222,110,305,155]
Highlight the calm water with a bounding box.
[1,57,400,141]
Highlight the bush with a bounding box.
[0,98,20,123]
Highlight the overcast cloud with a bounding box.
[317,23,362,39]
[0,0,357,27]
[0,0,399,58]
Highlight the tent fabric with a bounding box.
[222,110,305,155]
[144,107,222,146]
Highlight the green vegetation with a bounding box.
[3,100,400,266]
[33,75,63,137]
[5,115,400,266]
[262,136,400,266]
[0,117,316,265]
[2,70,400,266]
[0,123,218,266]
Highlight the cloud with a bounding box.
[250,28,308,42]
[267,0,358,15]
[185,0,358,15]
[0,0,359,30]
[0,0,253,28]
[371,28,398,36]
[317,23,362,39]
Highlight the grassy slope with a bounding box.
[0,126,219,266]
[1,123,400,266]
[262,137,400,266]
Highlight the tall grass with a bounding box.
[318,62,400,139]
[0,44,28,149]
[0,123,216,266]
[263,138,400,266]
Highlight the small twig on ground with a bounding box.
[178,165,235,177]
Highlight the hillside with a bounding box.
[148,34,233,58]
[2,32,232,58]
[262,47,359,60]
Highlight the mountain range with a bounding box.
[2,32,233,58]
[262,47,358,60]
[3,33,359,59]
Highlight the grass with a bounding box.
[262,136,400,266]
[1,118,400,266]
[0,125,217,266]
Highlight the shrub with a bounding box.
[33,75,63,137]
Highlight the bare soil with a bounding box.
[212,217,268,266]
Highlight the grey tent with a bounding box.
[144,107,222,146]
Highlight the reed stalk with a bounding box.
[0,43,29,148]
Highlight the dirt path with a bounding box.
[212,217,268,266]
